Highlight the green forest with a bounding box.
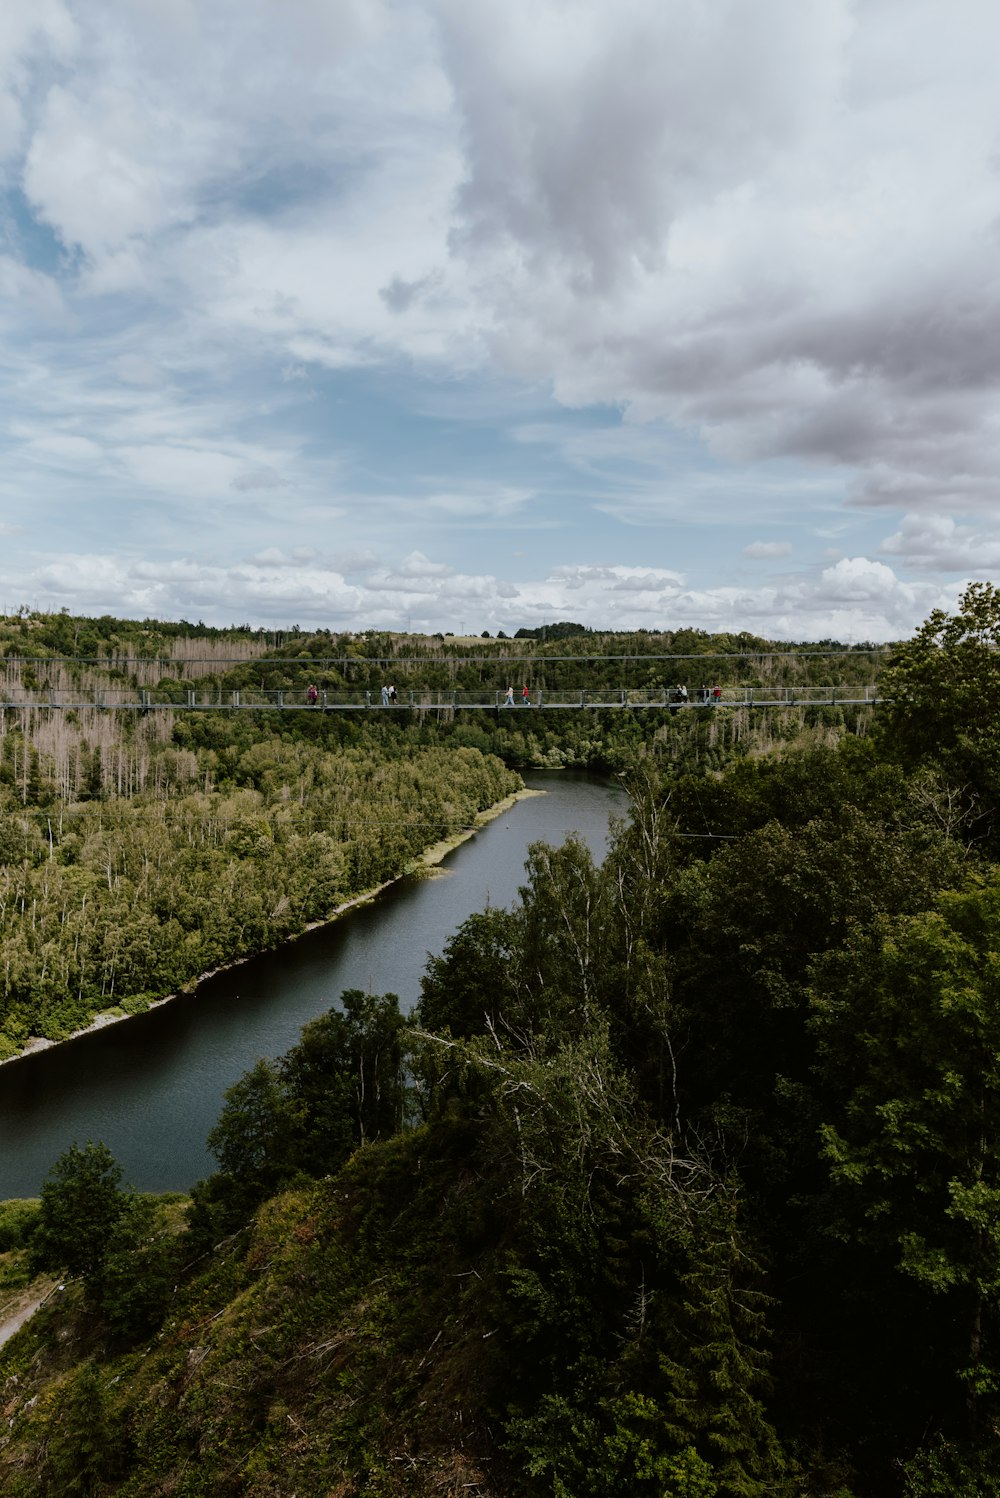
[3,587,1000,1494]
[0,731,519,1059]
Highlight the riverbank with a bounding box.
[2,786,543,1068]
[0,770,624,1199]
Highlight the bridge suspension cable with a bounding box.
[0,648,893,667]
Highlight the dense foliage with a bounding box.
[0,733,518,1057]
[0,607,880,1060]
[6,591,1000,1494]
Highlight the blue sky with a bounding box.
[1,0,999,640]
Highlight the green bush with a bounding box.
[0,1198,39,1252]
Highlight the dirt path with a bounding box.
[0,1279,60,1350]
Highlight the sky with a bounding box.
[1,0,999,642]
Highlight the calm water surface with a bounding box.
[0,772,626,1197]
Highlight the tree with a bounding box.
[876,581,1000,842]
[30,1141,130,1280]
[43,1362,125,1496]
[660,805,965,1179]
[93,1194,179,1342]
[195,992,409,1235]
[517,835,609,1042]
[417,1016,788,1496]
[656,1199,789,1497]
[282,989,408,1153]
[206,1058,294,1196]
[809,875,1000,1447]
[416,908,524,1039]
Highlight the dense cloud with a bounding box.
[10,549,954,645]
[434,0,1000,508]
[0,0,998,638]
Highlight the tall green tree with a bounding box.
[193,990,410,1238]
[30,1141,131,1280]
[43,1362,125,1497]
[810,875,1000,1449]
[417,907,524,1039]
[281,988,408,1158]
[876,580,1000,842]
[205,1057,294,1196]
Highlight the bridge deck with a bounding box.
[0,687,881,711]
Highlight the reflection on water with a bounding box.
[0,772,626,1196]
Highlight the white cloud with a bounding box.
[3,546,954,643]
[814,556,906,603]
[744,541,792,559]
[881,512,1000,571]
[25,84,187,257]
[552,564,683,592]
[22,431,104,467]
[248,547,318,567]
[0,2,78,164]
[440,0,849,292]
[399,550,451,577]
[116,444,262,501]
[231,466,292,493]
[426,484,532,518]
[29,552,366,621]
[438,0,1000,514]
[0,256,68,324]
[114,354,166,386]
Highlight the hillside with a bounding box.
[4,589,1000,1493]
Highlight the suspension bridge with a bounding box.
[0,685,883,712]
[0,647,890,713]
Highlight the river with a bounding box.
[0,771,627,1198]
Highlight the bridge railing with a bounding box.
[664,686,874,710]
[0,684,882,711]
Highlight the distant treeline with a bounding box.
[0,607,890,699]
